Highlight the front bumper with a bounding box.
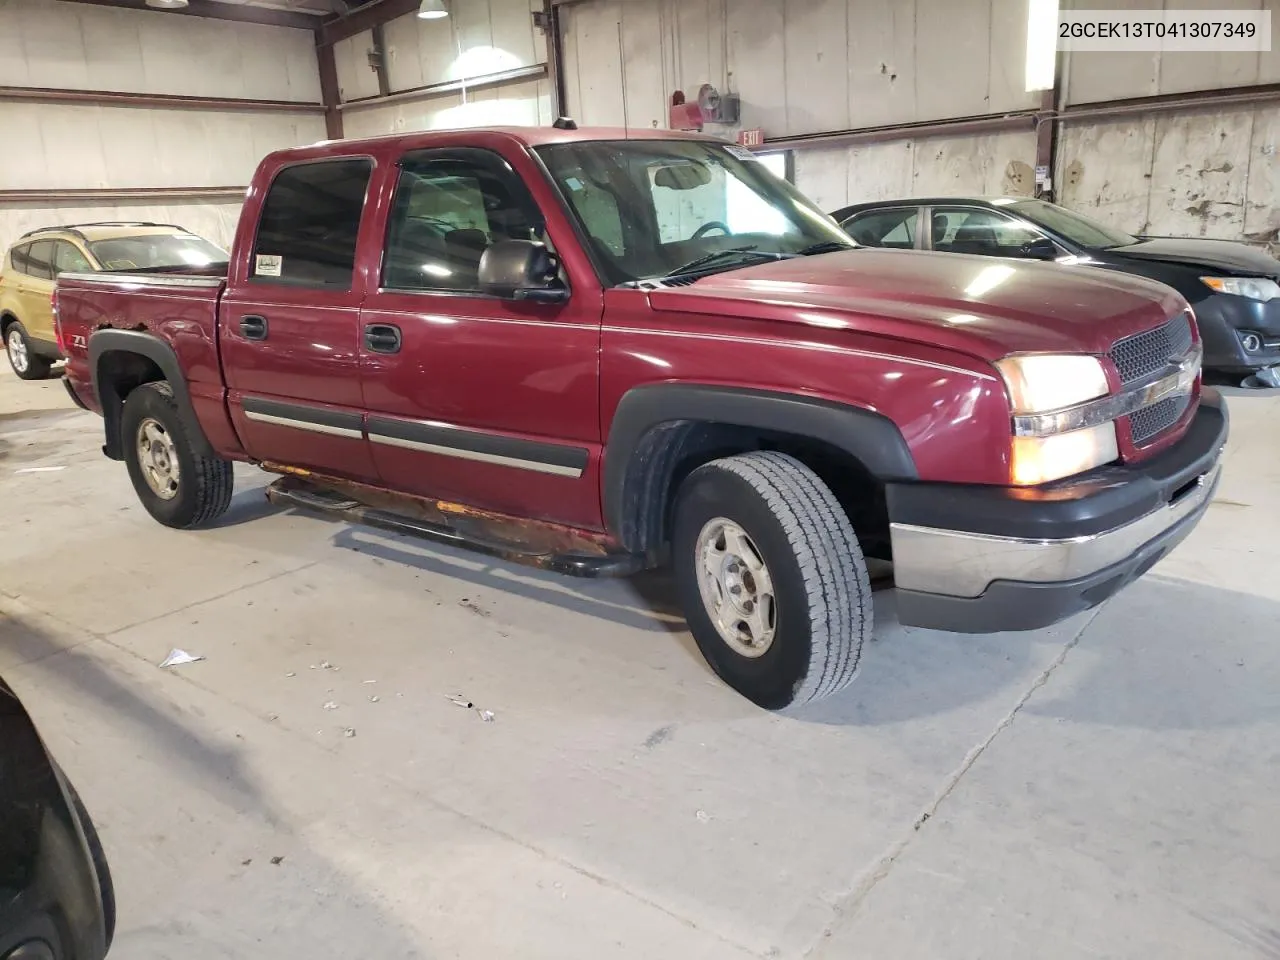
[1194,291,1280,373]
[887,389,1228,633]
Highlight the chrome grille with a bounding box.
[1109,313,1194,385]
[1130,393,1191,445]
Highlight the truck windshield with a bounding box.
[1004,200,1137,250]
[535,140,854,285]
[88,234,228,272]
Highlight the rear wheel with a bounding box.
[672,451,872,710]
[122,381,234,528]
[5,322,52,380]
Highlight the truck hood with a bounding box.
[647,248,1187,361]
[1108,237,1280,277]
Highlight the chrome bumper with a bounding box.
[891,461,1221,600]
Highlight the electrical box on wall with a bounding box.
[668,84,740,131]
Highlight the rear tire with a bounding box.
[5,322,52,380]
[672,451,872,710]
[122,381,234,528]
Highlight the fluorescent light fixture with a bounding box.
[418,0,449,18]
[145,0,189,7]
[1024,0,1059,92]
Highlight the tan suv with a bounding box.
[0,223,227,379]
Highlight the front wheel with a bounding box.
[5,322,52,380]
[672,451,872,710]
[122,381,234,528]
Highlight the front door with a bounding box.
[218,156,380,481]
[358,146,603,530]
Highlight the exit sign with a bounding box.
[737,128,765,147]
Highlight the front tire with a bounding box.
[122,381,234,528]
[5,322,52,380]
[672,452,872,710]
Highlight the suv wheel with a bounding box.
[122,381,234,528]
[5,322,52,380]
[672,451,872,710]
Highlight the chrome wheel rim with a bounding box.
[136,418,180,500]
[7,329,27,373]
[695,518,777,658]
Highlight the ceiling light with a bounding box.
[145,0,190,8]
[418,0,449,18]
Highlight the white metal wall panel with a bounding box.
[378,0,544,95]
[1063,0,1280,104]
[335,30,382,103]
[0,0,321,101]
[341,79,552,139]
[0,102,325,190]
[794,130,1038,212]
[562,0,1039,137]
[1059,106,1280,246]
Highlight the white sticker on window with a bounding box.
[565,177,584,191]
[725,145,758,162]
[255,254,282,277]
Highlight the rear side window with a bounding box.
[25,241,56,280]
[251,158,373,288]
[845,208,918,249]
[9,243,34,276]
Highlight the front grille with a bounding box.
[1129,393,1191,445]
[1109,313,1194,385]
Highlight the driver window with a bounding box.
[383,149,547,293]
[932,208,1045,258]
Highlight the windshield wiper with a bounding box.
[662,246,794,279]
[797,240,856,256]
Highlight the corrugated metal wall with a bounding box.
[333,0,552,139]
[560,0,1042,209]
[1057,0,1280,245]
[0,0,325,250]
[560,0,1280,244]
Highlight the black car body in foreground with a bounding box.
[0,677,113,960]
[830,197,1280,375]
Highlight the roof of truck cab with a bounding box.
[276,125,723,162]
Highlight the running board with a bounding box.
[264,475,647,579]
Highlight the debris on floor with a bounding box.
[449,695,474,708]
[159,648,205,668]
[270,856,284,865]
[15,465,66,474]
[695,810,711,824]
[323,701,338,710]
[477,709,495,722]
[369,695,381,703]
[343,727,356,738]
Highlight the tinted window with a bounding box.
[53,241,94,275]
[26,241,55,281]
[9,243,34,276]
[382,149,547,293]
[537,140,852,286]
[845,208,918,248]
[252,158,373,288]
[89,234,226,272]
[931,208,1045,257]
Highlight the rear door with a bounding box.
[357,146,603,529]
[18,241,57,345]
[218,156,380,481]
[841,207,922,249]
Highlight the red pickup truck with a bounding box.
[55,124,1226,710]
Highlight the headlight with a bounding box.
[1011,422,1119,486]
[995,354,1110,413]
[1201,276,1280,302]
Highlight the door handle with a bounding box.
[364,323,402,354]
[240,315,268,340]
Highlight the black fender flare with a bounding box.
[88,329,214,460]
[602,384,918,552]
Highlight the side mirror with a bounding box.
[478,240,568,304]
[1021,237,1058,260]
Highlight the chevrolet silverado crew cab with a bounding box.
[54,125,1227,710]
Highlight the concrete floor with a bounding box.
[2,365,1279,960]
